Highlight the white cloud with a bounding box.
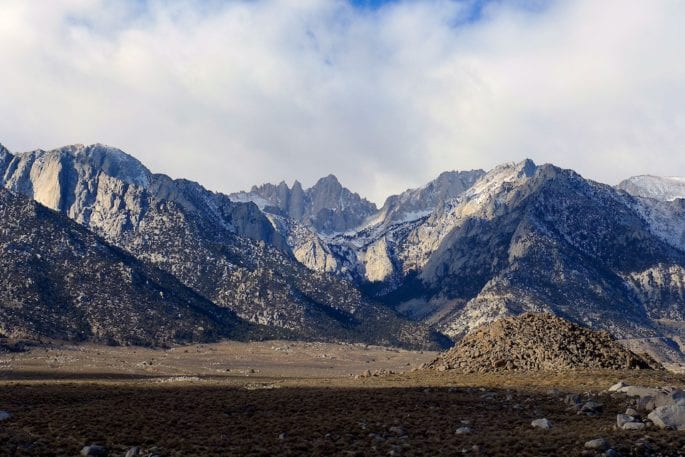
[0,0,684,204]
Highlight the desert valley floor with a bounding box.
[1,341,685,457]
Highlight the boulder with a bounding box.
[125,447,140,457]
[584,438,610,451]
[80,445,107,456]
[636,396,656,412]
[608,381,628,392]
[455,427,471,435]
[616,414,635,428]
[623,386,685,411]
[0,411,11,421]
[531,418,552,430]
[647,405,685,430]
[622,422,646,431]
[581,400,603,415]
[619,386,663,397]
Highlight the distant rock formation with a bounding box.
[231,174,377,234]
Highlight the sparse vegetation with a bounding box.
[1,343,685,456]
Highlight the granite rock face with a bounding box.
[0,143,285,250]
[231,174,378,235]
[307,160,685,357]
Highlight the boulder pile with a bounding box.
[432,313,660,372]
[609,381,685,430]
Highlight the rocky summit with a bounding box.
[431,313,660,372]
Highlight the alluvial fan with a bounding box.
[431,313,661,372]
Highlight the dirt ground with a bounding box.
[1,341,685,456]
[0,340,437,382]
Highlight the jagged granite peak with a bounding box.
[0,142,11,160]
[0,144,151,214]
[404,159,540,274]
[232,174,378,234]
[0,143,286,250]
[618,175,685,201]
[0,187,256,345]
[372,169,486,227]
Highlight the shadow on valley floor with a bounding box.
[0,371,159,382]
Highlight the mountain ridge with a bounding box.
[618,175,685,202]
[0,143,445,349]
[2,141,685,362]
[0,186,260,345]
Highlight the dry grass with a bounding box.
[0,340,436,382]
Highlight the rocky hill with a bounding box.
[431,313,659,372]
[0,188,257,346]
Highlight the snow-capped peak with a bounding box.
[618,175,685,202]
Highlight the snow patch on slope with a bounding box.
[618,175,685,202]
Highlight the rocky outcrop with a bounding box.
[648,405,685,430]
[431,313,659,372]
[231,174,377,234]
[375,169,485,226]
[607,381,685,431]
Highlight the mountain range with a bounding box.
[0,143,441,349]
[1,142,684,361]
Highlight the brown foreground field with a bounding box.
[1,341,685,456]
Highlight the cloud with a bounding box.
[0,0,683,203]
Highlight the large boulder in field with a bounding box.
[616,384,685,412]
[648,405,685,430]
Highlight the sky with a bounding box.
[0,0,684,204]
